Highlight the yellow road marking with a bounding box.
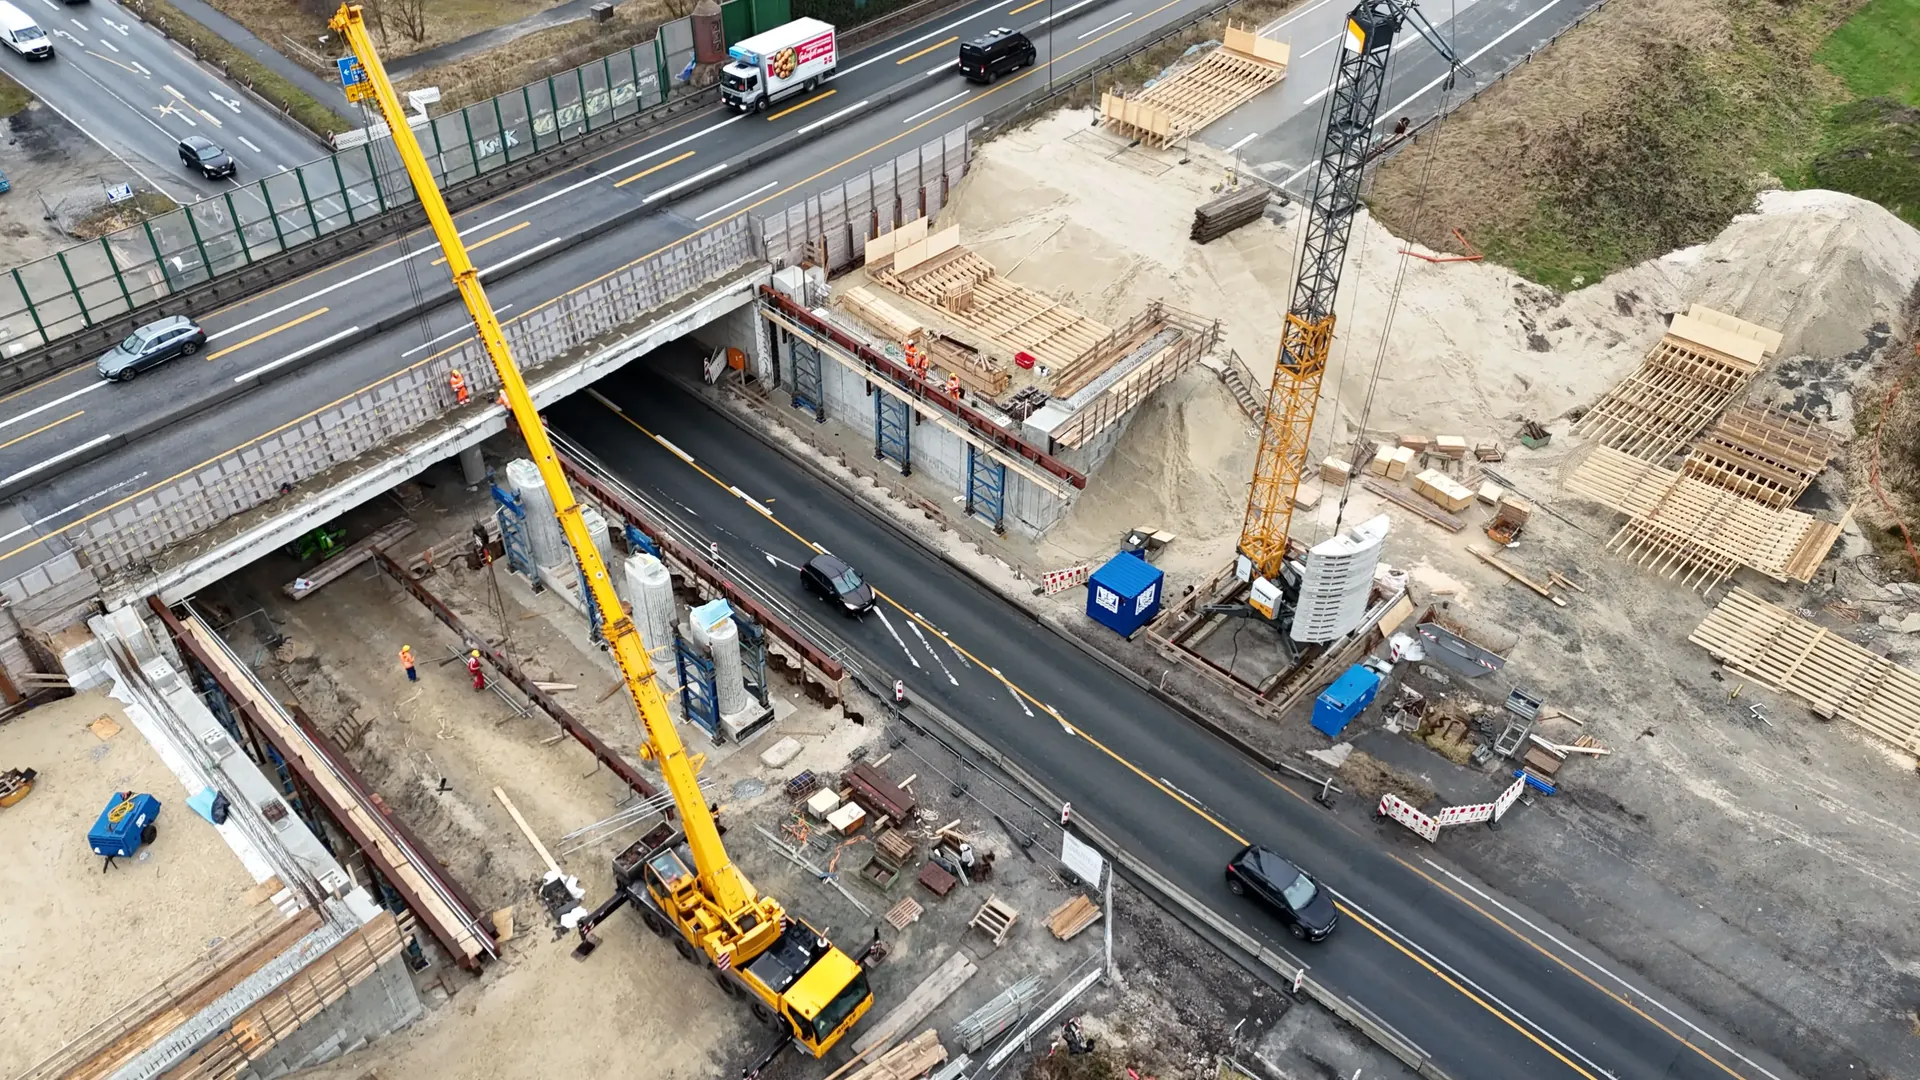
[897,37,957,64]
[0,410,83,450]
[1334,903,1602,1079]
[1390,854,1753,1079]
[86,50,143,76]
[613,150,696,189]
[0,365,88,407]
[433,221,530,266]
[767,89,836,121]
[1008,0,1046,11]
[207,307,328,361]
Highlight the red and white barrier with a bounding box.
[1041,564,1091,595]
[1378,775,1528,843]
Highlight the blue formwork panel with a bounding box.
[1312,665,1381,738]
[89,792,162,859]
[1086,552,1164,637]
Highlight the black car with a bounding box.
[801,553,875,616]
[958,28,1035,84]
[178,135,236,179]
[96,315,206,381]
[1225,845,1339,941]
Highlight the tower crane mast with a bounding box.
[328,6,873,1071]
[1239,0,1468,609]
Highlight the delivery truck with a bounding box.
[721,17,837,113]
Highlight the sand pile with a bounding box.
[943,110,1920,568]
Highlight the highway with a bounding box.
[0,0,324,200]
[551,370,1800,1080]
[0,0,1597,591]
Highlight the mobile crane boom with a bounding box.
[329,6,872,1065]
[1238,0,1468,590]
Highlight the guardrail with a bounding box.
[0,218,758,629]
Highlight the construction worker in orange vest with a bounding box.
[399,644,416,682]
[947,372,962,401]
[449,369,469,404]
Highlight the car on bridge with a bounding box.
[801,552,875,616]
[96,315,206,381]
[178,136,237,180]
[1226,844,1339,941]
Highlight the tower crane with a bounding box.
[1238,0,1469,621]
[328,6,874,1073]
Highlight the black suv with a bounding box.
[1225,845,1339,941]
[178,135,236,180]
[958,28,1035,84]
[801,553,875,616]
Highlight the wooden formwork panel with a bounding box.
[875,245,1112,373]
[1101,30,1288,148]
[1566,446,1835,588]
[1691,588,1920,754]
[1680,401,1837,509]
[1576,334,1763,461]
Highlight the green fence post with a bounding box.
[55,253,91,327]
[331,154,353,223]
[631,46,644,109]
[577,66,590,134]
[521,86,536,158]
[463,105,478,173]
[262,179,288,251]
[223,192,253,263]
[490,96,507,168]
[101,238,133,308]
[295,165,321,234]
[12,267,47,342]
[599,57,613,125]
[656,36,669,102]
[363,144,388,213]
[143,221,174,291]
[426,112,445,180]
[182,208,214,278]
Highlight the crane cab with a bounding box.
[736,917,874,1054]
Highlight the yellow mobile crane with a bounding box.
[1237,0,1468,622]
[328,7,875,1072]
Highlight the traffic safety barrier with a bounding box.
[1041,565,1091,595]
[1378,775,1527,843]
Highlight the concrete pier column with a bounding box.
[457,445,486,487]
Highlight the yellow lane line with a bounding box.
[897,37,958,64]
[0,410,83,450]
[1390,854,1753,1079]
[206,307,328,361]
[614,150,696,189]
[1334,903,1602,1079]
[1008,0,1046,11]
[767,89,836,122]
[433,221,530,266]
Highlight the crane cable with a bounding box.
[1333,0,1462,536]
[354,92,438,355]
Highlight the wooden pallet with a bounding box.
[1576,324,1767,461]
[1681,402,1837,509]
[1691,588,1920,754]
[1102,26,1289,148]
[1045,894,1103,940]
[1566,446,1837,590]
[885,896,923,929]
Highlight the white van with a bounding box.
[0,2,53,60]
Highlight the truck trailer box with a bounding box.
[721,17,837,112]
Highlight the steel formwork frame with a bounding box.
[967,445,1007,533]
[874,387,912,474]
[790,333,827,421]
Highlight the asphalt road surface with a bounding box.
[548,369,1802,1080]
[0,0,326,201]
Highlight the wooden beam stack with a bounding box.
[1192,186,1269,244]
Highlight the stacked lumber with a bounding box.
[1413,469,1474,512]
[1691,588,1920,755]
[847,1030,947,1080]
[1191,186,1268,244]
[1046,894,1102,940]
[840,286,923,341]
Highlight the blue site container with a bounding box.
[1312,664,1381,738]
[89,791,162,860]
[1085,551,1164,638]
